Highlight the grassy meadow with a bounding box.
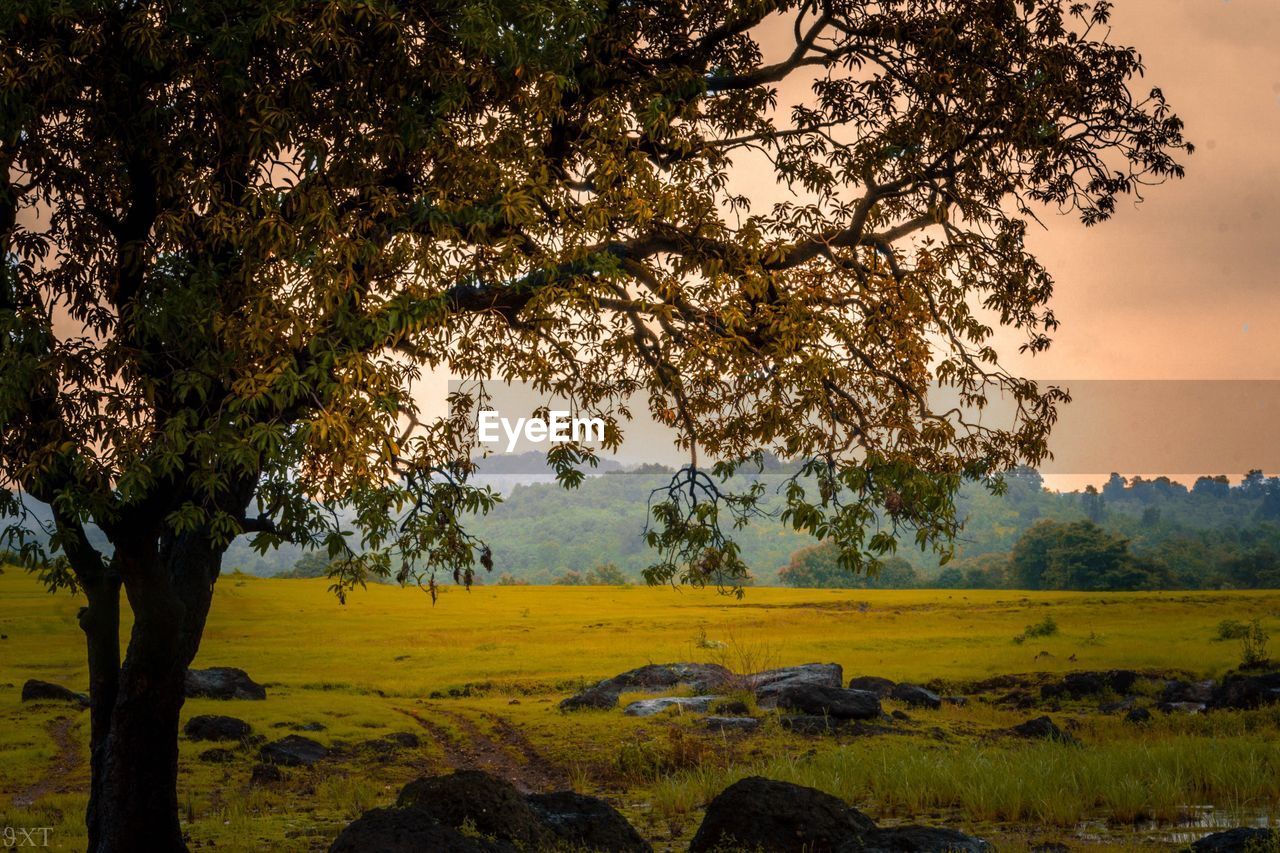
[2,568,1279,850]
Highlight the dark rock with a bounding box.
[774,684,881,720]
[890,683,942,710]
[752,664,844,704]
[361,732,421,758]
[328,807,512,853]
[689,777,875,853]
[1030,844,1071,853]
[848,676,897,697]
[1211,672,1280,710]
[1191,828,1278,853]
[1011,716,1079,745]
[21,679,89,707]
[852,825,992,852]
[942,696,969,707]
[185,667,266,701]
[296,721,326,732]
[1124,707,1152,725]
[397,770,552,847]
[607,662,733,693]
[526,790,651,852]
[1157,701,1206,715]
[711,698,752,716]
[259,734,328,766]
[1098,699,1136,714]
[1161,679,1215,705]
[623,695,718,717]
[382,731,420,748]
[705,716,760,733]
[994,690,1036,709]
[184,714,251,742]
[1042,670,1137,700]
[198,747,238,763]
[779,715,842,735]
[249,763,284,786]
[560,683,620,712]
[891,709,912,722]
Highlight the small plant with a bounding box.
[1216,619,1250,641]
[693,626,726,650]
[1240,619,1271,669]
[1014,615,1059,644]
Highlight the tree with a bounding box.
[585,562,630,585]
[779,542,917,588]
[1010,519,1158,590]
[1,2,1186,849]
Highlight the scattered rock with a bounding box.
[890,683,942,710]
[853,825,992,852]
[773,684,881,720]
[361,732,421,758]
[623,696,718,717]
[397,770,552,847]
[20,679,89,707]
[1161,679,1215,705]
[705,716,760,733]
[994,690,1037,709]
[779,715,842,735]
[607,662,734,693]
[689,777,875,853]
[942,696,969,707]
[184,667,266,701]
[1098,699,1136,714]
[184,714,251,742]
[1124,707,1152,725]
[1211,672,1280,710]
[752,664,845,704]
[295,721,327,732]
[1011,716,1079,745]
[1157,701,1206,715]
[559,683,620,712]
[710,698,752,716]
[198,747,238,763]
[1041,670,1137,700]
[249,763,284,786]
[328,806,511,853]
[526,791,652,852]
[259,734,328,767]
[1191,828,1278,853]
[848,676,896,697]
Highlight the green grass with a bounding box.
[2,569,1279,850]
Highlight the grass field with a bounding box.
[1,568,1279,850]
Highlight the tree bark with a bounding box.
[79,571,121,851]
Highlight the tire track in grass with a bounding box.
[394,705,564,793]
[13,715,81,808]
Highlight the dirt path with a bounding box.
[13,716,82,808]
[395,705,567,793]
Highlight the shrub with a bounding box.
[1240,619,1271,669]
[1014,615,1060,644]
[1216,619,1250,641]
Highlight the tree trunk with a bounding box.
[79,572,121,851]
[87,531,225,853]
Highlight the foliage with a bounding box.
[1013,615,1059,644]
[1241,619,1271,669]
[778,543,918,589]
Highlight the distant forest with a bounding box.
[11,462,1280,590]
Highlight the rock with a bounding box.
[1161,679,1215,705]
[607,662,734,693]
[1124,707,1152,724]
[526,791,651,852]
[711,698,752,716]
[853,825,992,852]
[705,716,760,732]
[779,715,842,735]
[560,683,620,712]
[249,763,283,786]
[382,731,420,748]
[184,667,266,701]
[259,734,328,766]
[184,714,251,742]
[688,777,875,853]
[994,689,1036,709]
[623,695,718,717]
[773,684,881,720]
[328,807,512,853]
[21,679,89,707]
[1098,699,1136,714]
[1030,844,1071,853]
[848,676,896,697]
[942,696,969,707]
[198,747,238,763]
[1211,672,1280,710]
[1041,670,1137,700]
[752,664,845,704]
[1157,701,1205,715]
[890,683,942,710]
[361,732,421,758]
[1191,828,1278,853]
[397,770,552,847]
[891,709,912,722]
[296,721,326,732]
[1011,716,1079,745]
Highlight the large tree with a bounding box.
[1,0,1186,849]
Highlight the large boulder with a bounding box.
[526,791,651,852]
[607,662,733,693]
[259,735,328,766]
[752,664,844,704]
[328,807,512,853]
[774,684,881,720]
[21,679,89,707]
[1210,672,1280,710]
[560,683,620,712]
[1010,716,1079,745]
[623,696,718,717]
[185,667,266,700]
[890,683,942,710]
[1041,670,1137,700]
[852,825,992,852]
[848,676,896,697]
[689,777,875,853]
[1191,828,1278,852]
[184,714,251,742]
[397,771,552,847]
[1161,679,1215,705]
